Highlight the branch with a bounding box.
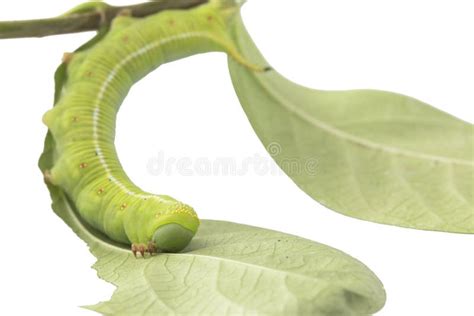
[0,0,208,39]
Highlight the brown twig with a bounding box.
[0,0,208,39]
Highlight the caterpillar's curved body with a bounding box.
[43,0,265,255]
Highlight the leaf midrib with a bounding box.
[168,252,371,295]
[234,62,473,167]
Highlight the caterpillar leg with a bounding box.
[43,170,59,185]
[130,224,195,258]
[131,244,145,258]
[62,52,74,64]
[43,170,52,184]
[147,241,157,254]
[131,242,158,258]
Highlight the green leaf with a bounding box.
[39,187,386,315]
[39,58,385,314]
[40,138,385,314]
[228,15,474,233]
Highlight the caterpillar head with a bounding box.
[153,223,195,253]
[152,203,200,253]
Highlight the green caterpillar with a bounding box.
[42,0,267,256]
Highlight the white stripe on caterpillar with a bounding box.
[92,32,211,201]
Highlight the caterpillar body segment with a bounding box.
[42,0,266,254]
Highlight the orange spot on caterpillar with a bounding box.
[97,188,105,195]
[122,35,129,43]
[168,19,175,26]
[207,16,213,21]
[120,203,128,210]
[79,163,88,169]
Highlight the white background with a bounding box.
[0,0,473,315]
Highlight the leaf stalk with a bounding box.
[0,0,208,39]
